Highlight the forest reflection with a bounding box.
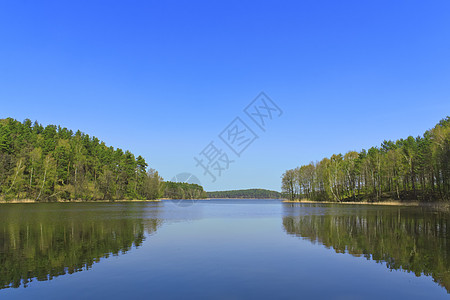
[0,203,162,289]
[282,204,450,292]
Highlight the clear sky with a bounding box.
[1,1,449,192]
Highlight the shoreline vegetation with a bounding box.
[0,197,281,204]
[0,199,162,204]
[282,117,450,203]
[282,199,421,206]
[207,188,281,199]
[0,118,208,202]
[282,199,450,212]
[3,198,448,209]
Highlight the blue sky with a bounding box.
[1,1,449,191]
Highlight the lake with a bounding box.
[0,200,449,299]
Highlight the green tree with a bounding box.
[282,117,450,202]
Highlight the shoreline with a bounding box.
[207,197,282,200]
[1,198,446,208]
[0,199,162,204]
[281,199,450,207]
[0,198,280,204]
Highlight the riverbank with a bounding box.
[0,199,162,204]
[282,199,450,210]
[0,198,215,204]
[208,197,281,200]
[284,199,418,206]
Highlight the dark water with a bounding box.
[0,200,449,299]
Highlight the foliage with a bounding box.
[0,118,164,201]
[282,117,450,202]
[163,181,207,199]
[207,188,281,199]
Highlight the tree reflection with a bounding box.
[283,204,450,292]
[0,204,161,289]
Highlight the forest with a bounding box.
[282,117,450,202]
[207,188,281,199]
[164,182,207,199]
[0,118,166,201]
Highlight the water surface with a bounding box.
[0,200,448,299]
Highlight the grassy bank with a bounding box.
[0,199,161,204]
[282,199,450,211]
[282,199,421,206]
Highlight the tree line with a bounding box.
[164,182,207,199]
[282,117,450,202]
[207,188,281,199]
[0,118,166,201]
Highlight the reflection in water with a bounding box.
[283,204,450,292]
[0,203,161,289]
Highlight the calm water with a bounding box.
[0,200,449,299]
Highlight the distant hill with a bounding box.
[207,189,281,199]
